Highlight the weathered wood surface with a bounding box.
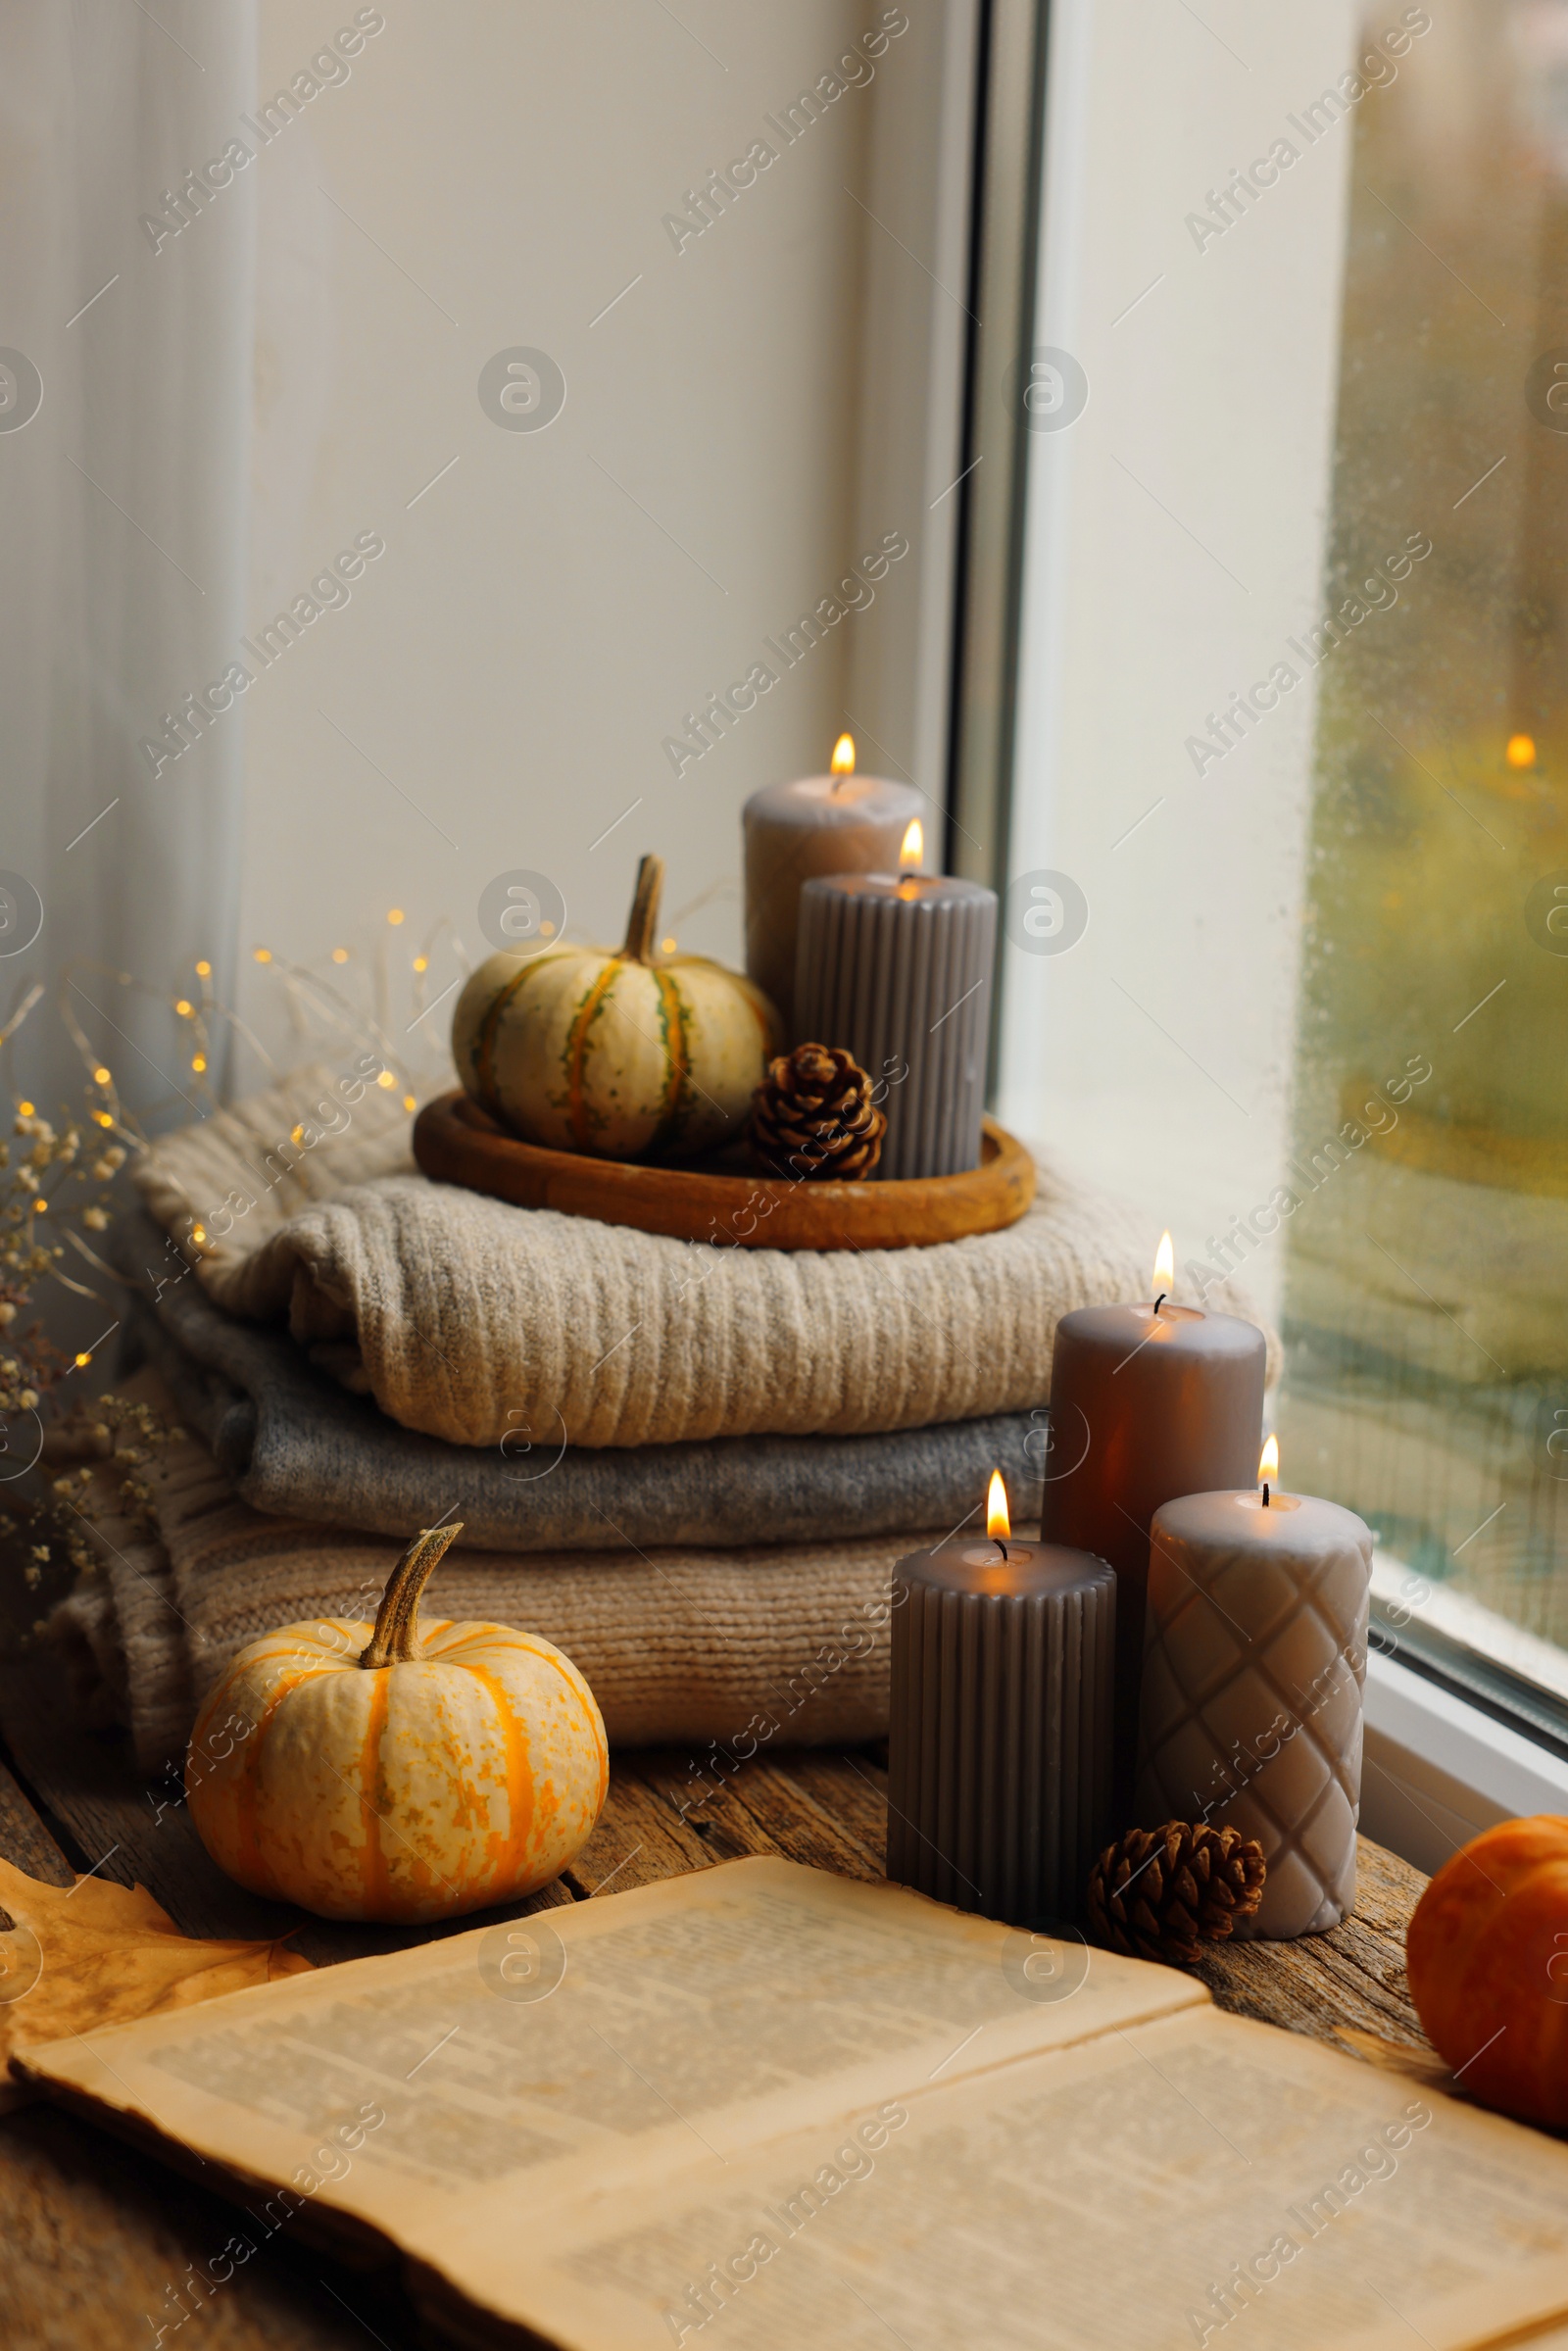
[3,2098,414,2351]
[1192,1830,1439,2079]
[0,1637,1443,2349]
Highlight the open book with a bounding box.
[20,1857,1568,2349]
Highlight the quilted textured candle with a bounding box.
[1134,1473,1373,1938]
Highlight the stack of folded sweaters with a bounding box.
[50,1065,1270,1771]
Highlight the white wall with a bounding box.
[232,0,965,1090]
[998,0,1363,1323]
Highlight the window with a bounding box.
[1282,0,1568,1729]
[1000,0,1568,1728]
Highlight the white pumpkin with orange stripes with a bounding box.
[451,852,780,1160]
[184,1525,607,1923]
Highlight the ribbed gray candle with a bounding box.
[795,872,997,1180]
[886,1537,1115,1925]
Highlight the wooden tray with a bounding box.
[413,1090,1035,1249]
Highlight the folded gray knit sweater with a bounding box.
[126,1216,1049,1552]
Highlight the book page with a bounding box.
[20,1859,1205,2274]
[465,2003,1568,2351]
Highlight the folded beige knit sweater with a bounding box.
[132,1064,1273,1451]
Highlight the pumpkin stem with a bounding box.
[359,1524,464,1668]
[620,854,664,964]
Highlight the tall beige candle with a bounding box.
[1039,1238,1266,1812]
[1135,1449,1373,1938]
[743,735,922,1041]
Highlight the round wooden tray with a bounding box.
[413,1091,1035,1250]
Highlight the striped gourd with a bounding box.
[185,1525,607,1923]
[452,853,781,1160]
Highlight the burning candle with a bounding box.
[742,735,923,1042]
[794,836,997,1180]
[887,1472,1115,1925]
[1039,1233,1267,1811]
[1134,1438,1373,1938]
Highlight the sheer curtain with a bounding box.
[0,0,256,1131]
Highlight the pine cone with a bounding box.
[1087,1821,1266,1967]
[750,1043,886,1181]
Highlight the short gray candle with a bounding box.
[795,871,997,1180]
[887,1522,1115,1925]
[1135,1472,1373,1938]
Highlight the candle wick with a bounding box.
[1262,1483,1270,1508]
[995,1539,1009,1562]
[1152,1293,1166,1315]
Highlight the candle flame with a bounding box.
[900,818,923,870]
[1258,1433,1279,1488]
[1506,732,1537,769]
[831,733,856,779]
[987,1470,1010,1543]
[1152,1230,1174,1295]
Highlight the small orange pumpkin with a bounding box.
[1405,1813,1568,2126]
[185,1525,607,1923]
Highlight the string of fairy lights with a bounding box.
[1,871,735,1360]
[0,909,469,1357]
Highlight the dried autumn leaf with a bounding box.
[0,1851,310,2107]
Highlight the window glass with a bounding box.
[1279,0,1568,1683]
